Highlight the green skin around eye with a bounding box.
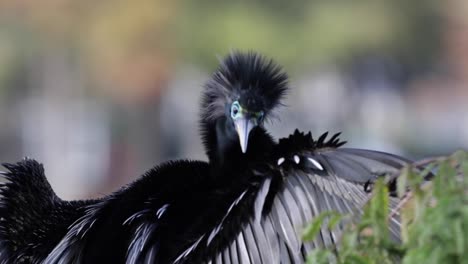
[231,101,263,121]
[253,111,264,120]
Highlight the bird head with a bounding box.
[201,51,288,153]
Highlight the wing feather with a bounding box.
[271,195,301,256]
[236,232,251,264]
[249,219,274,264]
[261,216,281,263]
[200,146,410,263]
[243,227,262,264]
[222,245,231,264]
[228,235,239,264]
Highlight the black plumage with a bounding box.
[0,159,97,263]
[0,52,414,263]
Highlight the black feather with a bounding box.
[0,159,96,264]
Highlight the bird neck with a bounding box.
[201,117,274,172]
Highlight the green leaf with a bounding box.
[454,219,464,256]
[302,211,337,241]
[328,212,344,229]
[397,166,409,198]
[306,250,333,264]
[344,254,371,264]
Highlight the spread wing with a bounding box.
[44,160,210,264]
[177,131,410,264]
[0,159,97,264]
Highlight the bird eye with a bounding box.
[231,101,241,119]
[257,111,264,122]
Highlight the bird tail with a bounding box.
[0,158,62,263]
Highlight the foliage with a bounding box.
[303,151,468,264]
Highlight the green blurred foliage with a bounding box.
[303,151,468,264]
[177,0,442,71]
[0,0,443,91]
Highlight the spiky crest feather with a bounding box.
[201,51,288,122]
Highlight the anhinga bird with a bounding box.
[1,52,412,264]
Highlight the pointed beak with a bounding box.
[234,117,257,153]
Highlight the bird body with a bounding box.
[0,52,412,263]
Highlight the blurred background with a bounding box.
[0,0,467,199]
